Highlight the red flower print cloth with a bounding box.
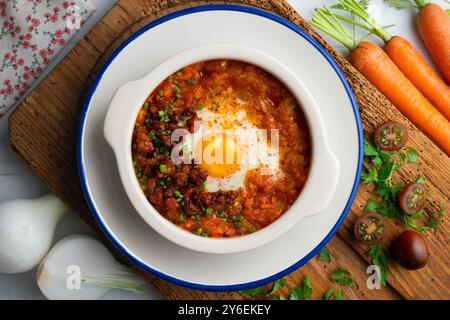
[0,0,95,117]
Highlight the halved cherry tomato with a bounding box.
[353,213,386,244]
[374,122,408,151]
[399,183,426,215]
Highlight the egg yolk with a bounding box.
[196,134,242,178]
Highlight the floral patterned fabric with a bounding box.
[0,0,96,117]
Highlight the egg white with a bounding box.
[181,109,281,192]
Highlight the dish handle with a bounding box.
[294,143,340,218]
[104,80,148,152]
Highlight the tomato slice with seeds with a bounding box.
[374,122,408,151]
[353,213,385,245]
[399,183,426,215]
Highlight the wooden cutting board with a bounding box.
[8,0,449,300]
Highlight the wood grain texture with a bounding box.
[8,0,449,300]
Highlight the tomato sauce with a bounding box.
[132,60,311,237]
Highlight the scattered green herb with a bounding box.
[366,244,389,286]
[362,138,445,235]
[159,164,168,173]
[239,286,267,297]
[318,246,331,263]
[323,288,343,300]
[331,269,355,287]
[289,274,312,300]
[270,278,287,294]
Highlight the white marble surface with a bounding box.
[0,0,446,300]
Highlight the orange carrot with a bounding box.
[416,2,450,84]
[350,41,450,156]
[335,0,450,121]
[384,36,450,121]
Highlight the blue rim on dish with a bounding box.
[77,4,364,292]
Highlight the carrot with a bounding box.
[384,36,450,121]
[311,7,450,156]
[416,2,450,84]
[335,0,450,121]
[350,41,450,156]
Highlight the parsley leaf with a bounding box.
[323,288,343,300]
[424,205,444,230]
[331,269,355,287]
[367,244,389,286]
[318,246,331,263]
[239,286,267,297]
[363,198,379,212]
[323,288,334,300]
[270,278,287,294]
[289,275,312,300]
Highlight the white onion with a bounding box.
[0,193,67,273]
[37,234,146,300]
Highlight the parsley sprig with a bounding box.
[362,139,444,235]
[366,244,389,286]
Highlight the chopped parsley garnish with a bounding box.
[201,206,213,217]
[318,246,331,263]
[158,107,170,123]
[173,85,182,99]
[178,214,186,223]
[331,269,355,287]
[231,215,244,222]
[197,104,205,110]
[156,177,170,189]
[187,77,197,84]
[143,103,149,110]
[173,190,184,203]
[191,215,200,220]
[158,90,164,97]
[159,164,168,173]
[176,71,183,77]
[216,209,227,218]
[159,129,171,135]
